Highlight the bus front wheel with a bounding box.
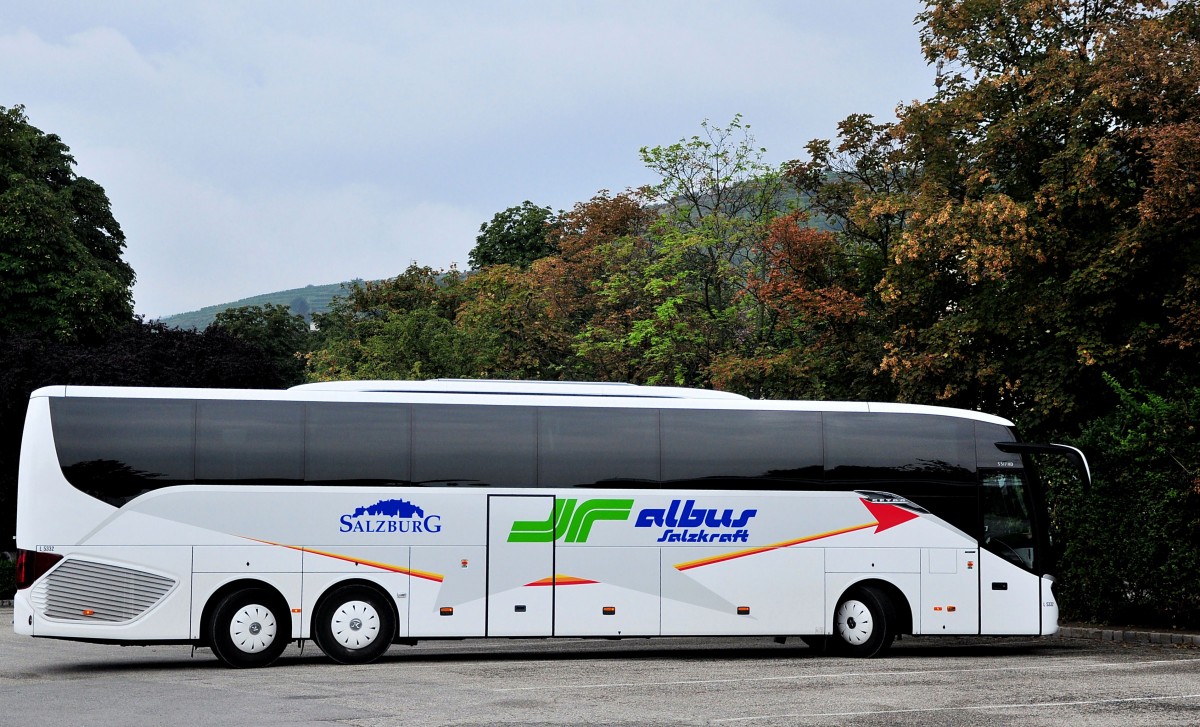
[312,585,396,665]
[831,586,895,658]
[207,587,290,668]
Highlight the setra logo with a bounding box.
[340,498,443,534]
[508,498,633,543]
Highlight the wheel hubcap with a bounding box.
[331,600,381,650]
[230,604,278,653]
[836,599,873,645]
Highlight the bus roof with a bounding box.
[30,381,1016,427]
[289,378,750,400]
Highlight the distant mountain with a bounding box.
[158,281,361,330]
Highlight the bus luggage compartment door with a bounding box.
[487,495,555,637]
[919,548,979,634]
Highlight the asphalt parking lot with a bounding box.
[2,608,1197,726]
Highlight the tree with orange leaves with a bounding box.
[870,0,1200,435]
[710,212,875,399]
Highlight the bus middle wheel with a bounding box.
[312,584,396,665]
[207,587,290,668]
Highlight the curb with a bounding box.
[1054,625,1200,647]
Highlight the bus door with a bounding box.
[978,470,1041,634]
[486,495,555,636]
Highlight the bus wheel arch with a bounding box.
[202,580,292,668]
[830,579,910,658]
[855,578,913,635]
[311,579,398,665]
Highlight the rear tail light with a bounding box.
[15,549,63,590]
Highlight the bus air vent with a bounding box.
[30,559,176,623]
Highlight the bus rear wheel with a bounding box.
[831,586,895,658]
[207,587,290,668]
[312,585,395,665]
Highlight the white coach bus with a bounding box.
[12,380,1090,668]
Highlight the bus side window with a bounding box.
[197,401,304,482]
[538,407,659,487]
[51,397,197,505]
[412,404,536,487]
[307,403,410,485]
[661,409,821,485]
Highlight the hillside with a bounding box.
[158,281,360,330]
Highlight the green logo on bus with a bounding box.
[508,498,634,543]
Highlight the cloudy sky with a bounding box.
[2,1,933,318]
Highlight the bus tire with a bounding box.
[207,587,290,668]
[312,584,395,665]
[831,586,895,658]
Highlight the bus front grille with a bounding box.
[31,559,176,623]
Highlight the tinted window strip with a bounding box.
[52,398,988,509]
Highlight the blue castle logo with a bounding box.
[349,499,425,519]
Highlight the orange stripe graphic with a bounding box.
[525,574,599,587]
[673,521,877,571]
[242,537,445,582]
[299,545,445,583]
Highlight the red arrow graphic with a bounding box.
[673,499,924,572]
[860,498,920,533]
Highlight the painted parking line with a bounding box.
[491,656,1200,692]
[713,693,1200,722]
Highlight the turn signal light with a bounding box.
[81,609,95,617]
[602,606,616,615]
[439,607,454,616]
[737,606,751,615]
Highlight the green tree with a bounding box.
[640,115,785,328]
[309,265,462,347]
[597,116,790,387]
[307,307,479,381]
[209,303,311,386]
[520,190,655,382]
[306,265,476,381]
[0,105,135,340]
[455,263,576,380]
[583,225,709,386]
[468,201,558,269]
[1048,378,1200,628]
